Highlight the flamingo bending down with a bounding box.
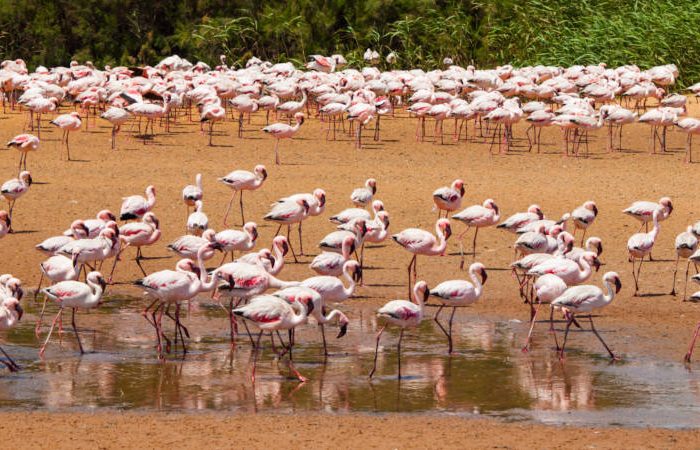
[50,112,81,160]
[392,218,451,297]
[452,199,500,267]
[39,271,106,356]
[0,297,23,371]
[369,281,429,379]
[427,263,487,353]
[670,226,698,300]
[218,165,267,226]
[552,272,622,360]
[432,179,465,218]
[1,170,32,232]
[233,295,312,382]
[627,209,661,296]
[7,133,39,172]
[120,185,156,221]
[262,112,304,164]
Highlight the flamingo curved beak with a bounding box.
[614,277,622,293]
[15,303,23,321]
[337,322,348,339]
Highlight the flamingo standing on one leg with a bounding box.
[427,263,487,353]
[369,281,429,379]
[392,218,452,297]
[0,297,23,371]
[262,112,304,165]
[552,271,622,361]
[39,271,106,356]
[100,107,131,149]
[219,165,267,226]
[50,112,81,160]
[6,134,39,172]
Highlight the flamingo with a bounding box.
[186,200,208,236]
[6,133,39,172]
[58,227,119,280]
[100,107,131,149]
[600,105,636,152]
[63,210,116,238]
[393,218,451,297]
[427,263,487,353]
[263,198,310,262]
[427,103,452,144]
[229,95,259,138]
[36,220,90,256]
[1,170,32,231]
[120,185,156,221]
[200,103,226,146]
[675,117,700,163]
[310,235,356,276]
[528,251,600,286]
[525,109,554,152]
[137,244,221,357]
[684,319,700,362]
[300,260,362,304]
[23,96,57,137]
[239,236,289,275]
[39,271,106,356]
[566,237,604,262]
[571,200,598,245]
[432,179,465,218]
[627,208,661,296]
[118,212,161,275]
[552,272,622,360]
[214,222,258,263]
[452,199,500,266]
[329,199,384,224]
[670,226,698,300]
[497,204,544,233]
[369,281,429,379]
[182,173,203,217]
[639,107,678,154]
[167,229,218,260]
[351,178,377,208]
[273,286,349,357]
[0,211,9,240]
[514,225,549,257]
[273,188,327,255]
[523,274,568,352]
[233,294,312,382]
[0,297,23,371]
[219,165,267,226]
[50,112,81,160]
[623,197,672,232]
[262,112,304,165]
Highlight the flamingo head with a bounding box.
[343,235,356,255]
[244,222,258,242]
[377,211,390,229]
[20,171,32,185]
[146,185,156,197]
[414,280,430,302]
[605,271,622,293]
[366,178,377,194]
[337,313,349,338]
[294,112,305,125]
[273,236,289,256]
[438,219,452,239]
[372,200,385,213]
[485,199,499,215]
[587,237,603,256]
[583,251,601,272]
[559,232,575,254]
[98,209,117,222]
[6,278,23,301]
[584,201,598,216]
[254,165,268,180]
[299,199,310,215]
[452,179,465,197]
[259,249,274,267]
[88,271,107,293]
[314,189,326,207]
[528,204,544,220]
[347,260,362,283]
[3,297,22,321]
[144,212,160,229]
[659,197,673,215]
[471,262,488,285]
[0,210,9,227]
[202,229,216,242]
[354,219,368,238]
[71,219,90,237]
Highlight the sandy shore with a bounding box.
[0,101,699,444]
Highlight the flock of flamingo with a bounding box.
[0,54,697,382]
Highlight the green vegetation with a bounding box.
[0,1,698,84]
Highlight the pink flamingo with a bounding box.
[497,204,544,233]
[0,211,9,240]
[200,103,226,146]
[35,255,81,334]
[627,209,661,296]
[571,200,598,245]
[186,200,208,236]
[23,96,58,137]
[300,260,362,304]
[262,112,304,164]
[1,170,32,231]
[118,212,161,275]
[120,185,156,221]
[393,218,452,297]
[670,226,698,299]
[432,179,465,218]
[100,107,131,149]
[427,103,452,144]
[427,263,487,353]
[369,281,429,379]
[623,197,672,232]
[233,294,312,383]
[525,109,554,152]
[239,236,289,275]
[6,133,39,172]
[182,173,203,217]
[522,274,568,352]
[36,220,90,256]
[50,112,81,160]
[214,222,258,264]
[675,117,700,163]
[452,199,500,266]
[600,105,636,152]
[552,272,621,361]
[218,165,267,226]
[263,198,310,262]
[167,229,218,260]
[330,199,384,224]
[0,297,23,371]
[229,95,259,138]
[63,210,116,238]
[310,235,356,276]
[408,102,432,141]
[528,251,600,286]
[351,178,377,208]
[39,271,106,356]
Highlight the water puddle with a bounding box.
[0,295,698,428]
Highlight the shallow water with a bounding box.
[0,295,698,428]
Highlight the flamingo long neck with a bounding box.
[195,174,202,190]
[292,120,302,133]
[146,190,156,209]
[147,229,162,245]
[342,266,356,297]
[341,240,352,259]
[603,279,616,304]
[412,285,425,312]
[649,212,661,240]
[290,301,308,327]
[576,257,592,283]
[87,280,103,307]
[268,274,297,289]
[469,269,483,298]
[323,309,341,324]
[254,172,265,187]
[271,246,285,275]
[197,249,218,292]
[433,223,448,255]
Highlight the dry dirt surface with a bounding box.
[0,101,700,445]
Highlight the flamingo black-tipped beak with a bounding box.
[282,241,289,256]
[99,276,107,291]
[252,228,259,242]
[337,322,348,338]
[353,267,363,283]
[594,259,601,272]
[267,255,276,266]
[15,303,23,321]
[481,269,488,284]
[614,277,622,293]
[597,242,604,256]
[592,205,599,216]
[210,242,224,251]
[306,299,315,315]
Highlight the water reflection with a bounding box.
[0,296,698,428]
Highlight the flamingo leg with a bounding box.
[397,328,405,379]
[319,324,329,358]
[251,331,263,383]
[558,312,575,360]
[368,324,386,379]
[39,308,63,358]
[523,300,543,352]
[671,254,680,296]
[71,307,85,354]
[0,345,19,371]
[683,259,692,301]
[684,322,700,362]
[287,225,298,263]
[239,191,245,226]
[298,222,304,256]
[222,191,237,227]
[587,315,616,360]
